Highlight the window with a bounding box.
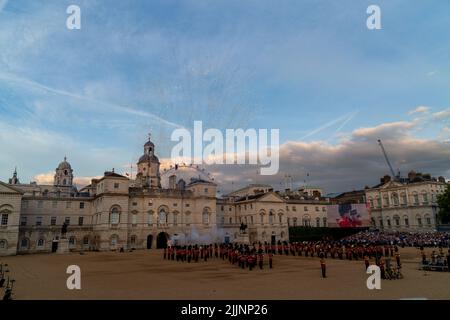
[52,201,57,208]
[130,235,137,245]
[250,216,254,224]
[229,217,233,224]
[260,214,264,224]
[392,194,399,206]
[426,216,431,225]
[394,216,400,226]
[37,239,45,247]
[221,205,224,211]
[185,212,191,226]
[51,216,57,226]
[0,239,6,249]
[323,217,327,227]
[293,206,296,211]
[110,207,120,225]
[269,213,274,224]
[376,197,381,207]
[111,235,118,247]
[315,207,319,212]
[316,218,320,227]
[66,202,71,209]
[1,214,8,226]
[293,218,297,227]
[369,198,374,208]
[36,216,43,226]
[279,215,282,223]
[83,236,89,245]
[78,217,84,226]
[417,217,423,227]
[204,188,208,193]
[401,193,407,205]
[173,213,178,226]
[304,206,308,211]
[132,213,137,226]
[387,219,391,227]
[20,216,27,226]
[69,236,76,245]
[132,202,137,206]
[65,217,71,225]
[79,202,85,209]
[404,217,409,226]
[202,209,209,224]
[38,201,43,208]
[186,203,190,207]
[322,207,326,212]
[20,238,28,248]
[159,209,167,225]
[114,183,119,189]
[422,193,428,203]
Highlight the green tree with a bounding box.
[437,183,450,224]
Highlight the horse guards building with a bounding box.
[0,136,447,256]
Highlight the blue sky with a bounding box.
[0,0,449,192]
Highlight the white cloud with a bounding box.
[433,109,450,121]
[408,106,429,115]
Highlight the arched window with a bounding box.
[392,193,399,206]
[424,214,432,226]
[278,214,283,224]
[416,214,423,227]
[202,208,210,224]
[302,215,310,227]
[110,206,120,225]
[260,213,264,224]
[376,196,381,208]
[403,215,409,226]
[386,217,391,228]
[158,208,167,225]
[394,215,400,226]
[0,239,7,249]
[37,238,45,247]
[269,211,274,224]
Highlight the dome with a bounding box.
[144,140,155,147]
[138,154,159,163]
[160,164,214,189]
[57,157,72,170]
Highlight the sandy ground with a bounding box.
[1,247,449,300]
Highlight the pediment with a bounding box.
[0,181,24,194]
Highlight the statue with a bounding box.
[61,222,68,238]
[239,222,248,234]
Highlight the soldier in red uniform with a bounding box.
[258,250,264,269]
[320,252,326,278]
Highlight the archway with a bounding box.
[147,235,153,249]
[156,232,169,249]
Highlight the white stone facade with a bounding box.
[365,180,446,231]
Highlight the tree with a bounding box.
[437,183,450,224]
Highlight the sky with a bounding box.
[0,0,449,194]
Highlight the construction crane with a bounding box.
[377,139,398,181]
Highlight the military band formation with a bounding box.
[160,238,417,279]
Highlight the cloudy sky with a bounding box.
[0,0,449,194]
